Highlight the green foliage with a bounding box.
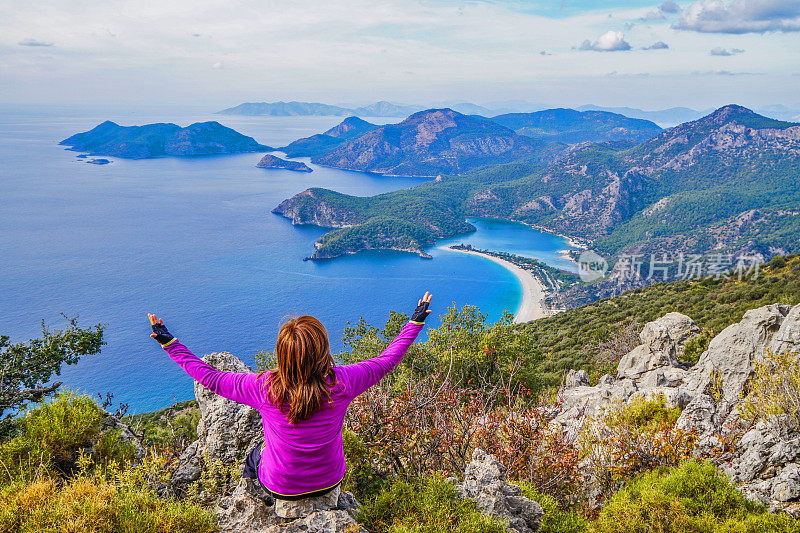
[592,460,799,533]
[740,349,800,429]
[342,429,386,500]
[358,474,507,533]
[683,327,715,365]
[521,260,800,390]
[0,459,217,533]
[186,450,240,504]
[0,392,104,480]
[93,429,137,469]
[124,400,199,449]
[1,316,105,423]
[605,394,682,434]
[517,482,588,533]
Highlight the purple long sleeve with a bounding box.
[161,320,424,497]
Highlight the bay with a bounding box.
[0,105,575,413]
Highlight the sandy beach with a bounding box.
[443,247,548,322]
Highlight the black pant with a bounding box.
[242,446,341,501]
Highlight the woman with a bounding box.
[147,291,432,510]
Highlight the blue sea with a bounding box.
[0,105,575,413]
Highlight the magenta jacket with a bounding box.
[163,320,424,497]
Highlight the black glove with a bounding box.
[411,292,432,323]
[151,321,175,345]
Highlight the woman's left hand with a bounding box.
[148,313,175,345]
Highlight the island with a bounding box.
[86,158,111,165]
[256,154,312,172]
[60,120,272,159]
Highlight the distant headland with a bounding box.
[59,121,272,159]
[256,154,312,172]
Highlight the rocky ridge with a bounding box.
[558,303,800,517]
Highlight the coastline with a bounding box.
[442,246,548,323]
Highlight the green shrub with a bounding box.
[343,429,386,500]
[0,391,103,480]
[740,349,800,430]
[682,328,714,365]
[592,460,799,533]
[605,394,682,434]
[359,474,507,533]
[93,428,137,469]
[0,465,217,533]
[517,482,588,533]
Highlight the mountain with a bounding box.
[216,101,354,116]
[352,101,422,117]
[282,108,564,177]
[274,105,800,264]
[490,108,662,144]
[577,105,705,127]
[59,121,271,159]
[280,116,379,159]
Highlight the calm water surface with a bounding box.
[0,105,575,412]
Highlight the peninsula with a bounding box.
[60,120,272,159]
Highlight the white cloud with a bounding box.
[644,41,670,49]
[710,46,746,54]
[18,38,54,47]
[676,0,800,33]
[579,30,632,51]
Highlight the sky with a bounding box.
[1,0,799,110]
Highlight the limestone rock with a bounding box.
[565,369,589,388]
[215,478,281,533]
[617,312,698,380]
[264,510,368,533]
[215,478,364,533]
[681,304,791,413]
[457,448,543,533]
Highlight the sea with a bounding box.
[0,104,576,413]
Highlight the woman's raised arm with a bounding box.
[148,314,265,410]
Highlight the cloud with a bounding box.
[676,0,800,33]
[640,10,666,21]
[18,38,54,47]
[539,50,552,55]
[212,61,223,69]
[644,41,670,49]
[660,1,681,13]
[579,30,632,51]
[710,46,745,54]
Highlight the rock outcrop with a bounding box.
[557,303,800,516]
[215,478,366,533]
[457,449,544,533]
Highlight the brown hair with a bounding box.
[260,315,335,425]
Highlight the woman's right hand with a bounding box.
[411,291,433,322]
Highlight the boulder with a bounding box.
[215,478,363,533]
[564,369,589,388]
[617,312,698,380]
[681,304,791,414]
[456,448,544,533]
